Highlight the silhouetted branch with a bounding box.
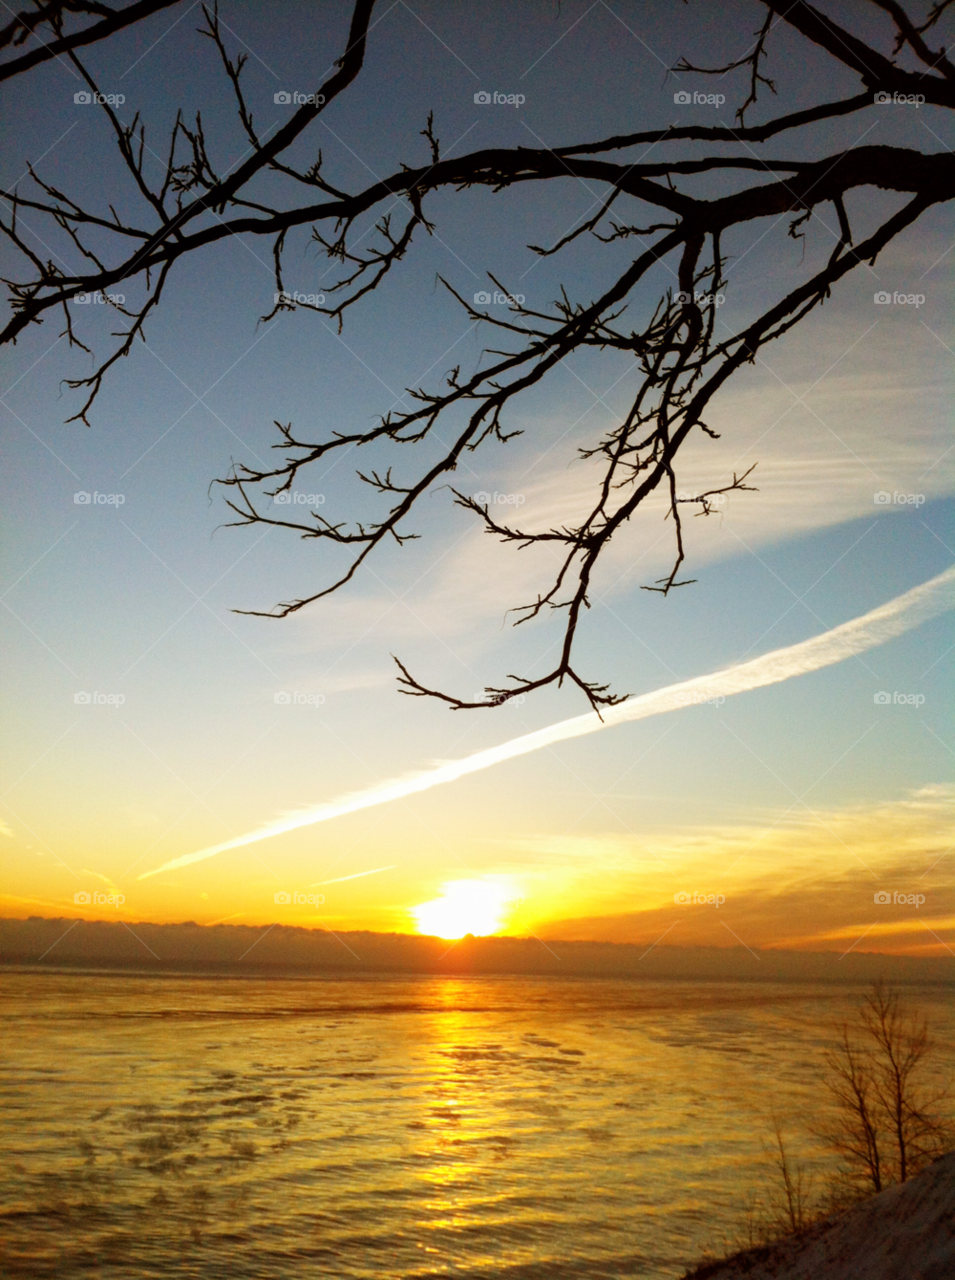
[2,0,954,708]
[0,0,183,83]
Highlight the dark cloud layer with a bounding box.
[4,916,953,984]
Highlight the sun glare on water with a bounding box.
[412,880,514,939]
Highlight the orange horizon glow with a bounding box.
[3,783,952,958]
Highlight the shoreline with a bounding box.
[682,1150,955,1280]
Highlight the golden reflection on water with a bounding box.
[421,1007,483,1225]
[2,974,954,1279]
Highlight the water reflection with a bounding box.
[2,974,953,1278]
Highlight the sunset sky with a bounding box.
[2,0,953,957]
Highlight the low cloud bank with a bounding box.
[3,917,953,984]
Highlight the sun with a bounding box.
[412,880,513,940]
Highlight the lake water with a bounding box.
[2,973,953,1278]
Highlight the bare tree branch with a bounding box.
[0,0,184,83]
[2,0,954,709]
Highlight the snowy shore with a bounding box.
[684,1150,955,1280]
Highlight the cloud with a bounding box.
[518,786,954,953]
[82,868,123,893]
[283,352,955,664]
[138,566,955,881]
[312,865,395,886]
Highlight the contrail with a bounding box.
[311,865,396,886]
[139,565,955,881]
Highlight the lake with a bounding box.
[2,972,953,1278]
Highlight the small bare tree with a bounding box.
[819,981,954,1196]
[767,1116,816,1233]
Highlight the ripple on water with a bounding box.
[2,974,953,1279]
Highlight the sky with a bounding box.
[1,0,953,959]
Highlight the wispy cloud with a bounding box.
[138,566,955,881]
[82,868,123,893]
[311,865,396,886]
[517,785,954,952]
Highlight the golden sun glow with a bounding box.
[412,881,513,939]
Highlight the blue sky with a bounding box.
[1,0,953,950]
